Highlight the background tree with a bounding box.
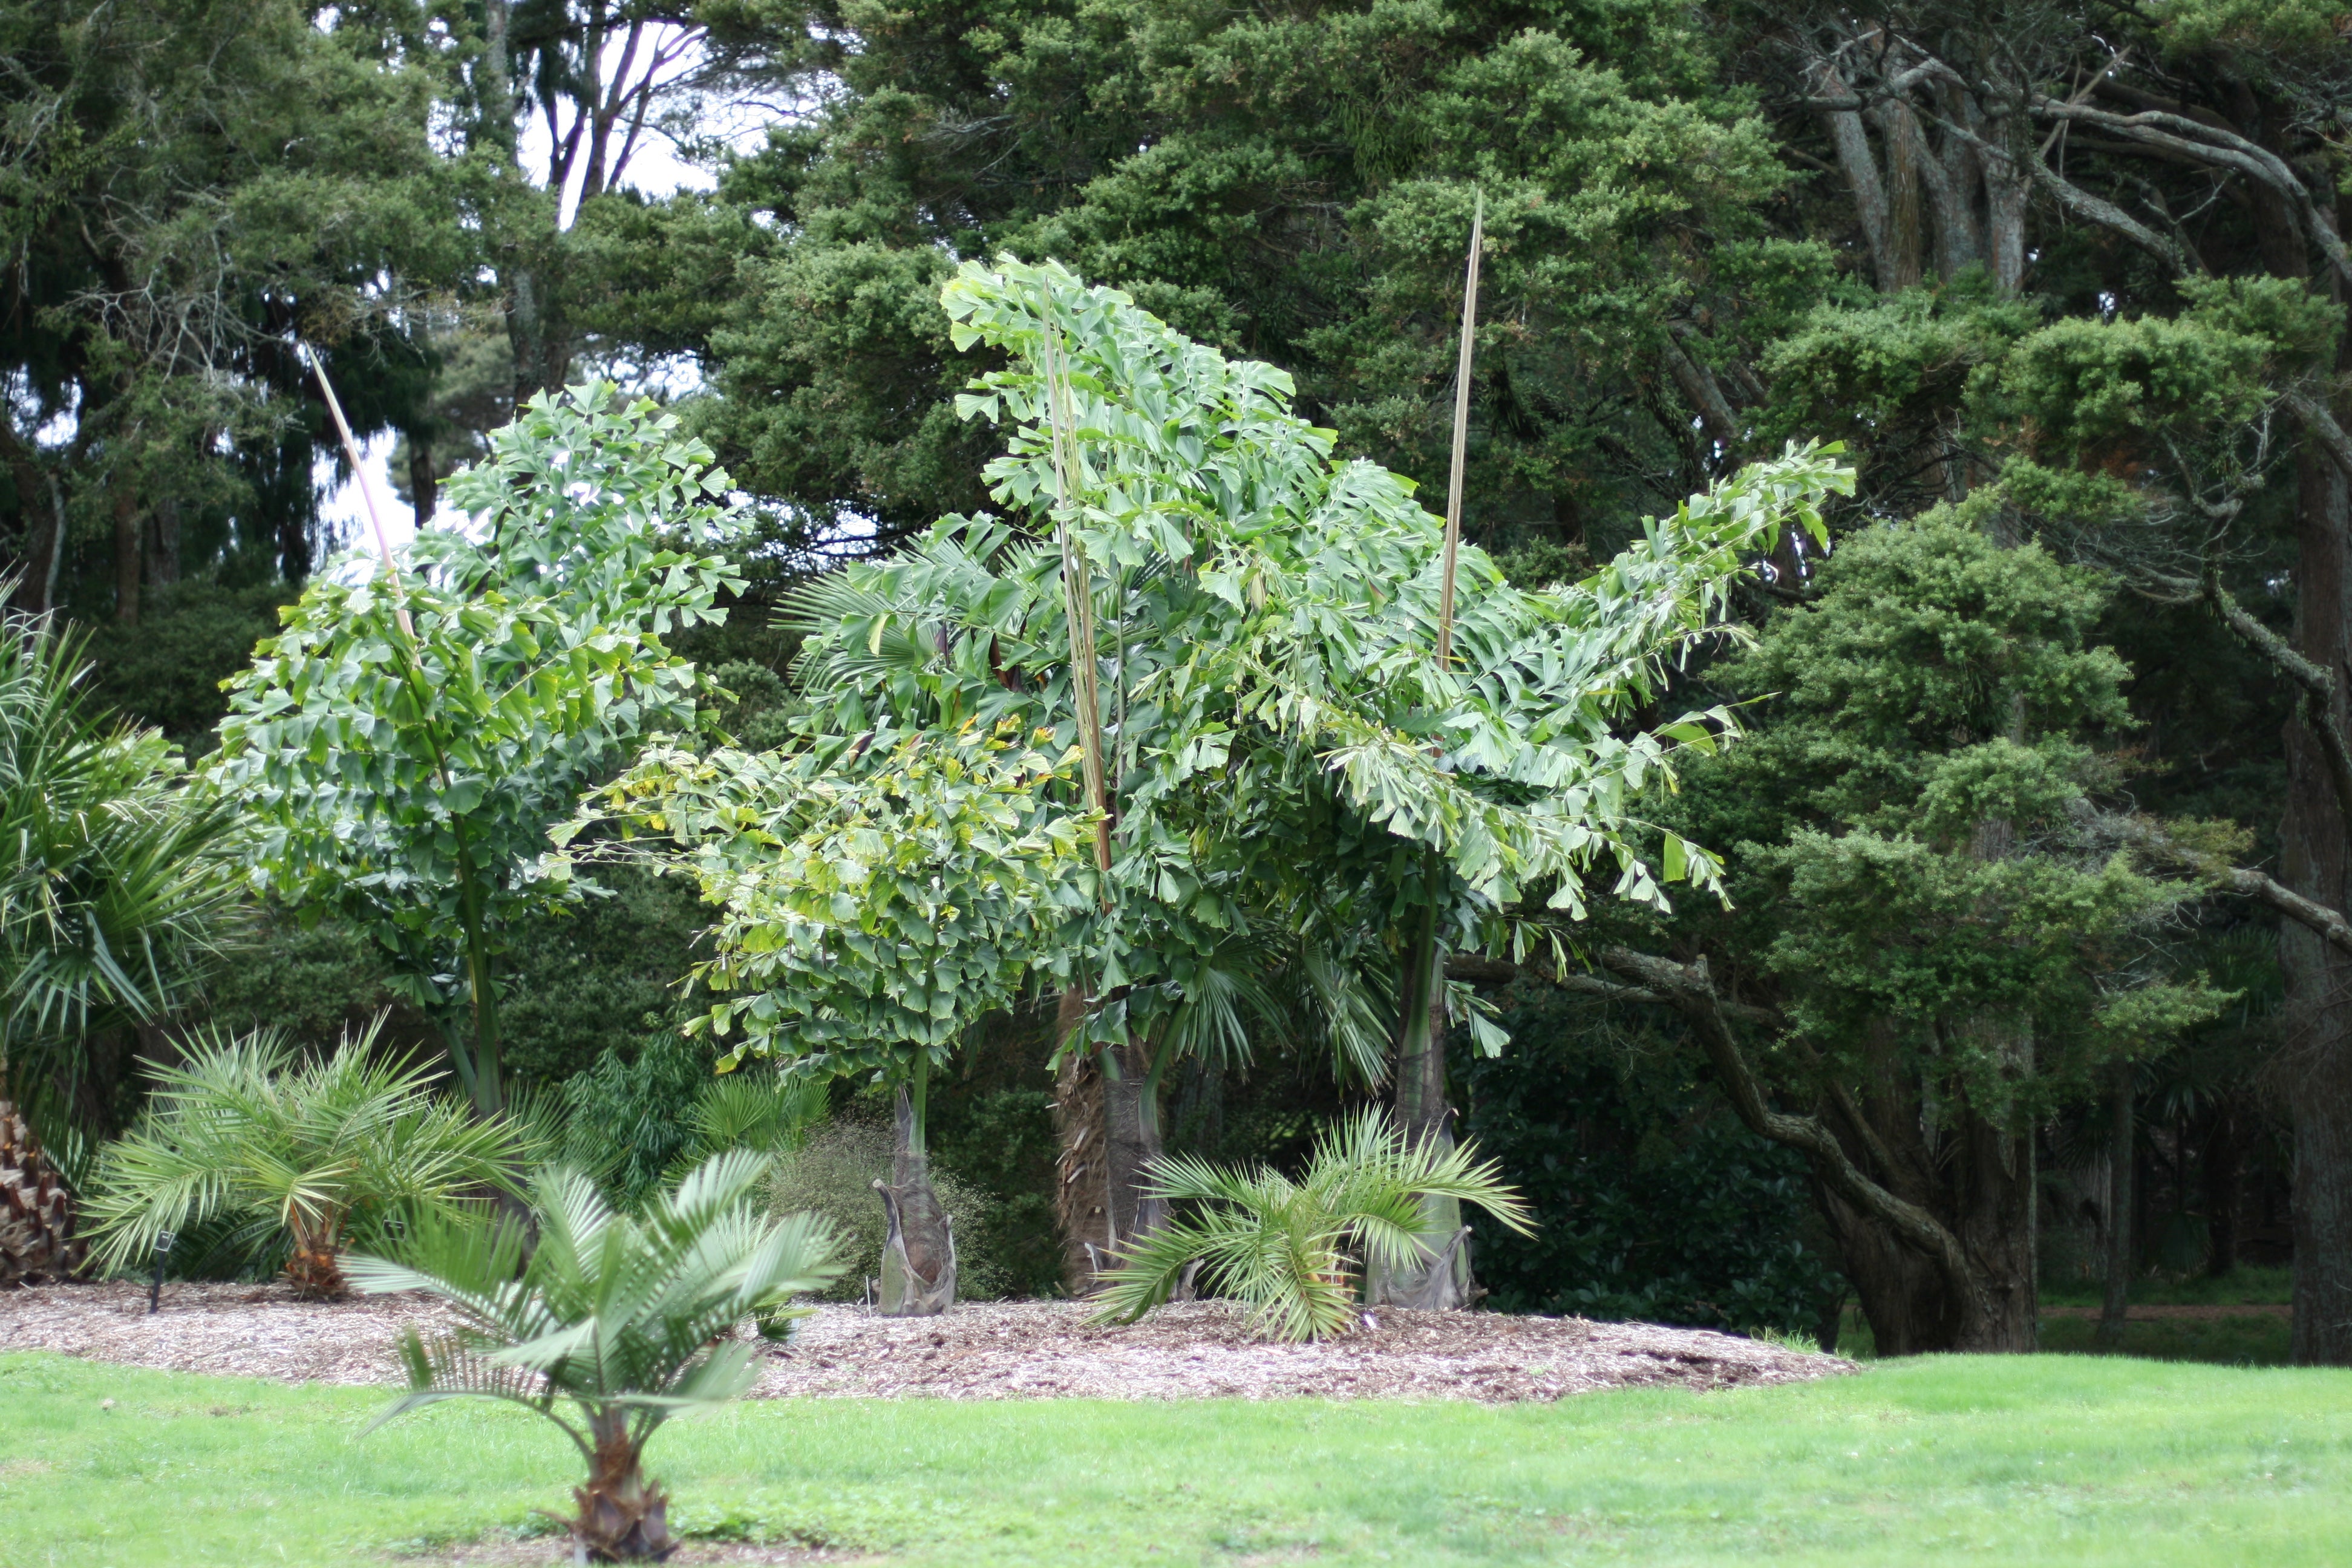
[1592,515,2223,1351]
[0,0,468,618]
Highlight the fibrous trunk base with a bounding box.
[573,1443,673,1562]
[0,1100,85,1288]
[874,1088,955,1316]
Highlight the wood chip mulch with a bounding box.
[2,1282,1850,1403]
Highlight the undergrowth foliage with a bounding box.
[1094,1108,1532,1341]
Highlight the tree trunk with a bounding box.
[2204,1103,2244,1279]
[149,495,179,589]
[1,426,56,615]
[508,261,573,406]
[1102,1030,1169,1260]
[407,434,438,527]
[282,1227,348,1300]
[2097,1068,2134,1349]
[2283,322,2352,1364]
[1051,988,1108,1294]
[874,1076,955,1316]
[111,489,139,626]
[574,1416,672,1562]
[1951,1096,2038,1351]
[0,1099,85,1287]
[1371,894,1471,1308]
[1820,1186,1955,1354]
[1816,1070,2033,1352]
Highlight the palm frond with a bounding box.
[351,1149,846,1471]
[1094,1106,1531,1341]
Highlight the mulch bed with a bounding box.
[2,1281,1849,1403]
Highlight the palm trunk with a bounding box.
[2096,1068,2134,1349]
[0,1098,84,1287]
[574,1414,671,1561]
[874,1062,955,1316]
[283,1214,348,1300]
[1102,1030,1171,1266]
[1370,887,1471,1308]
[1050,988,1108,1295]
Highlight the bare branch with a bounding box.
[1592,946,1985,1306]
[2098,812,2352,958]
[2159,563,2352,832]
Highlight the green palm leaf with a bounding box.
[1093,1106,1532,1341]
[347,1152,844,1560]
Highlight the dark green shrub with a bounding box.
[1455,988,1841,1334]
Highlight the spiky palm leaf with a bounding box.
[81,1018,524,1293]
[347,1152,843,1561]
[0,592,240,1095]
[1093,1106,1532,1341]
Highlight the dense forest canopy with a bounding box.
[9,0,2352,1361]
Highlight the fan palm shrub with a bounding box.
[1,588,240,1282]
[82,1019,524,1296]
[1094,1108,1534,1341]
[347,1152,843,1562]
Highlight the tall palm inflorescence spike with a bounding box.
[348,1152,843,1562]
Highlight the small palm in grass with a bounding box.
[347,1151,843,1563]
[83,1019,523,1296]
[1093,1108,1534,1342]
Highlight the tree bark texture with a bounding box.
[1372,897,1471,1308]
[149,495,179,588]
[1051,988,1108,1294]
[1100,1031,1174,1278]
[110,488,139,625]
[2097,1068,2134,1350]
[575,1414,673,1561]
[2282,391,2352,1365]
[1828,1071,2037,1354]
[874,1085,955,1316]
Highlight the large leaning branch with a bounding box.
[2280,390,2352,486]
[1444,951,1783,1025]
[1591,945,1985,1310]
[2096,812,2352,959]
[2144,564,2352,835]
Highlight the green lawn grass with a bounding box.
[2039,1267,2293,1308]
[1824,1269,2298,1365]
[4,1350,2348,1567]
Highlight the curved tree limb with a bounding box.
[1592,945,1986,1313]
[1444,952,1784,1025]
[2095,812,2352,959]
[2280,390,2352,485]
[2030,100,2352,292]
[2145,563,2352,834]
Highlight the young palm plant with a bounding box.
[82,1019,524,1296]
[347,1152,843,1562]
[1093,1107,1534,1342]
